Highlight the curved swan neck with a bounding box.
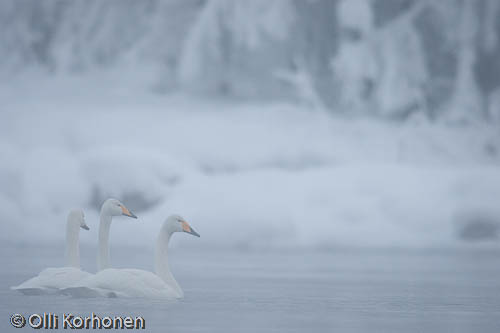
[155,228,183,298]
[65,219,80,268]
[98,212,112,271]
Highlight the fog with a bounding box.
[1,1,500,331]
[1,0,500,250]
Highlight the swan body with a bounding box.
[12,209,91,295]
[65,269,177,299]
[11,267,92,295]
[63,215,200,299]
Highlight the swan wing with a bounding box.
[65,268,180,299]
[12,267,92,295]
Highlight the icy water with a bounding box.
[1,244,499,332]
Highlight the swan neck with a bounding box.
[155,230,183,298]
[65,220,80,268]
[98,212,112,271]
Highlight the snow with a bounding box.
[334,0,428,118]
[1,74,500,250]
[2,1,496,123]
[178,0,296,98]
[337,0,373,33]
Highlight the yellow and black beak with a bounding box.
[181,221,200,237]
[121,205,137,219]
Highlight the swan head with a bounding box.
[101,198,137,219]
[164,214,200,237]
[68,209,89,230]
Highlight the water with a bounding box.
[1,244,499,332]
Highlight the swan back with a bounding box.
[13,209,91,294]
[62,214,199,299]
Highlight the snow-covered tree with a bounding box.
[1,0,499,123]
[178,0,296,98]
[444,0,483,123]
[333,0,428,119]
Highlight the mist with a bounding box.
[1,1,500,332]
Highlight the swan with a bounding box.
[63,215,200,299]
[97,198,137,270]
[11,209,91,295]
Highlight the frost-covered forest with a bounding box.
[1,0,500,249]
[2,0,500,121]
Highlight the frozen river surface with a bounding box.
[1,244,499,332]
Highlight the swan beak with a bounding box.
[121,205,137,219]
[181,221,200,237]
[81,224,90,231]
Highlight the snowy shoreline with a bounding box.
[1,79,499,250]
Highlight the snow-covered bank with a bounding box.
[1,77,500,249]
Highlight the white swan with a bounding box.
[63,215,200,299]
[97,198,137,270]
[12,209,91,295]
